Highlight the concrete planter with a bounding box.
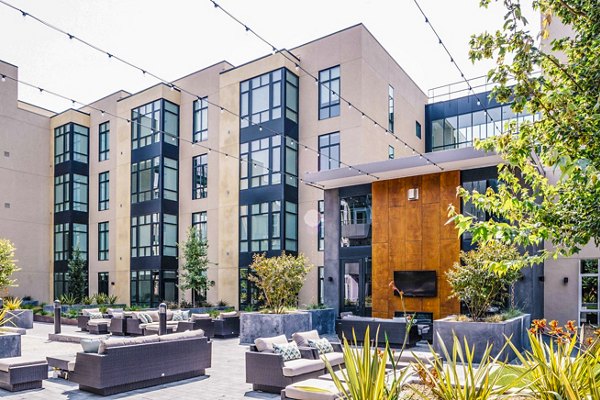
[6,309,34,329]
[33,315,78,325]
[433,314,531,363]
[0,332,21,357]
[302,308,336,335]
[240,311,311,345]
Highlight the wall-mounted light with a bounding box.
[408,188,419,201]
[563,277,569,285]
[327,276,334,282]
[538,276,545,282]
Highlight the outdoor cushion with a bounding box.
[273,342,302,361]
[220,311,238,318]
[308,338,334,355]
[0,357,47,372]
[87,318,111,325]
[130,335,160,345]
[111,312,124,319]
[67,361,76,372]
[321,351,344,367]
[282,358,325,377]
[147,311,160,322]
[191,313,211,321]
[255,334,288,352]
[81,308,100,316]
[98,338,127,354]
[171,310,185,321]
[285,378,341,400]
[88,312,104,320]
[158,329,205,342]
[81,338,101,353]
[106,308,123,315]
[293,330,320,347]
[137,312,152,323]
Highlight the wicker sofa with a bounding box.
[246,331,344,393]
[213,312,240,338]
[69,330,211,395]
[335,316,420,348]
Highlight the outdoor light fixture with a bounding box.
[158,303,167,335]
[563,277,569,285]
[408,188,419,201]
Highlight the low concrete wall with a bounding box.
[433,314,531,363]
[6,309,33,329]
[239,312,311,345]
[303,308,336,335]
[0,332,21,357]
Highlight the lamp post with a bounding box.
[158,303,167,336]
[54,300,61,334]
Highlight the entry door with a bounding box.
[98,272,109,295]
[340,258,372,316]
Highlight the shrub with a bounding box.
[94,293,108,305]
[2,297,22,310]
[446,241,522,321]
[0,239,20,295]
[217,299,228,307]
[67,247,87,302]
[106,294,118,305]
[81,296,93,305]
[248,252,313,314]
[179,226,213,306]
[59,293,77,306]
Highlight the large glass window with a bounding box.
[98,222,109,261]
[131,213,160,257]
[388,145,395,160]
[461,175,498,250]
[54,123,88,164]
[99,171,109,211]
[319,66,340,119]
[54,272,69,300]
[131,99,179,150]
[54,125,70,164]
[285,201,298,251]
[99,122,109,161]
[163,157,178,201]
[192,211,208,241]
[580,259,599,326]
[318,132,340,171]
[388,85,394,132]
[285,70,299,122]
[193,97,208,142]
[416,121,422,139]
[131,157,160,203]
[240,201,281,252]
[54,223,70,261]
[240,70,282,128]
[130,270,159,306]
[72,174,88,212]
[73,223,88,260]
[318,200,325,251]
[192,154,208,199]
[285,137,298,187]
[240,136,281,189]
[340,194,372,247]
[163,214,178,257]
[54,174,70,213]
[318,266,325,305]
[72,124,89,163]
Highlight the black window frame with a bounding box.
[318,132,340,171]
[54,174,70,213]
[388,145,395,160]
[193,97,208,142]
[99,121,110,161]
[192,211,208,241]
[131,99,179,150]
[192,154,208,199]
[318,200,325,251]
[98,171,109,211]
[240,201,281,253]
[416,121,422,139]
[131,213,160,258]
[388,85,394,132]
[240,69,283,128]
[131,157,160,204]
[318,65,340,120]
[98,221,109,261]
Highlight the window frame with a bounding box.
[99,121,110,161]
[318,200,325,251]
[388,85,394,132]
[240,70,283,128]
[318,132,340,171]
[192,211,208,241]
[98,171,109,211]
[318,65,341,120]
[415,121,422,139]
[98,221,109,261]
[193,97,208,142]
[192,154,208,199]
[579,259,599,326]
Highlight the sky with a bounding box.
[0,0,540,113]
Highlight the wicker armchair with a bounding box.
[213,315,240,338]
[176,318,214,338]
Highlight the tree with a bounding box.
[0,239,20,296]
[449,0,600,272]
[67,247,87,302]
[248,252,313,314]
[179,226,213,306]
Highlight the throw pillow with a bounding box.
[308,338,334,355]
[172,311,184,321]
[88,312,103,320]
[292,329,320,347]
[272,342,302,361]
[181,310,190,320]
[139,312,152,324]
[81,338,101,353]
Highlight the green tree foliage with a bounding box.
[179,226,213,306]
[0,239,20,295]
[447,241,523,321]
[449,0,600,270]
[248,252,313,314]
[67,247,87,302]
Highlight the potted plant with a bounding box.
[300,302,336,335]
[239,252,313,344]
[433,241,530,363]
[3,297,33,329]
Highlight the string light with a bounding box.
[1,75,5,82]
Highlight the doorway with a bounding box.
[340,257,372,316]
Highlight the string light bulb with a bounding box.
[1,75,5,82]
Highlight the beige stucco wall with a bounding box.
[0,61,53,301]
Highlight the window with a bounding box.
[72,174,88,212]
[98,272,109,295]
[131,99,179,150]
[163,214,178,257]
[99,122,109,161]
[388,145,395,160]
[340,194,372,247]
[318,266,325,305]
[54,125,70,164]
[580,259,599,325]
[192,211,208,241]
[131,157,160,203]
[54,272,69,300]
[318,200,324,251]
[54,123,89,164]
[239,267,259,308]
[72,124,89,163]
[193,97,208,142]
[285,201,298,251]
[416,121,422,139]
[388,85,394,132]
[319,66,340,119]
[54,223,70,261]
[98,222,109,261]
[130,270,159,306]
[285,70,299,122]
[73,223,88,260]
[99,172,109,211]
[240,201,281,252]
[240,69,282,128]
[131,213,160,257]
[192,154,208,199]
[240,136,281,189]
[54,174,70,213]
[163,157,178,201]
[318,132,340,171]
[285,137,298,187]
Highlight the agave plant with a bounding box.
[409,333,524,400]
[59,293,77,306]
[106,294,118,305]
[94,292,109,305]
[2,297,22,310]
[0,307,14,328]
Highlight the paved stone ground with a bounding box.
[0,322,279,400]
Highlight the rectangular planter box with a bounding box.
[303,308,336,335]
[33,315,78,325]
[433,314,531,363]
[240,312,311,345]
[0,333,21,357]
[6,309,34,329]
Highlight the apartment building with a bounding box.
[0,24,427,308]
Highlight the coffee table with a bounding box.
[47,354,76,379]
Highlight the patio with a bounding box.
[0,322,279,400]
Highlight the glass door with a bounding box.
[340,257,372,316]
[580,259,599,326]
